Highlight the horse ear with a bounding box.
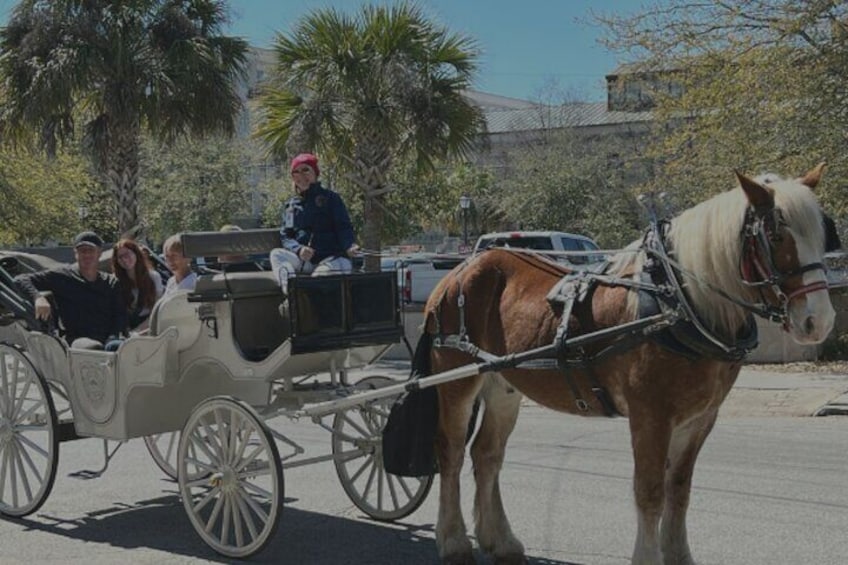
[798,161,826,189]
[736,170,775,212]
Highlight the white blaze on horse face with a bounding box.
[786,238,835,344]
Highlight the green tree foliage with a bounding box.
[0,149,98,246]
[256,2,486,269]
[139,136,258,243]
[0,0,248,235]
[595,1,848,219]
[490,129,644,248]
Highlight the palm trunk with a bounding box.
[104,126,141,237]
[350,136,393,272]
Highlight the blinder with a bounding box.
[823,213,841,252]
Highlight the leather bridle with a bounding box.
[739,205,828,327]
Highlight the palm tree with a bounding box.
[0,0,248,236]
[256,3,485,271]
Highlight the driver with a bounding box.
[15,231,127,349]
[269,153,359,292]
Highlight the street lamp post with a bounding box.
[459,194,471,250]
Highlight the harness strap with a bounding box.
[553,280,590,412]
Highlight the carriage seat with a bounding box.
[190,271,290,362]
[191,271,281,300]
[148,290,202,352]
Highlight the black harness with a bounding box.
[431,205,835,417]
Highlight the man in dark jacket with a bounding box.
[270,153,359,290]
[16,231,127,349]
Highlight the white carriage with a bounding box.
[0,229,433,558]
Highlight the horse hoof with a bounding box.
[493,554,528,565]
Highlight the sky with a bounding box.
[0,0,642,103]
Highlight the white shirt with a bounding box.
[164,271,197,296]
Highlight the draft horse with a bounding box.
[422,164,836,565]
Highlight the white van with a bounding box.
[473,230,605,266]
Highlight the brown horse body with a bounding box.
[423,166,835,565]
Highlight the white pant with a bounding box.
[269,248,352,287]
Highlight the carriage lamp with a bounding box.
[459,194,472,250]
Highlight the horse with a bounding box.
[421,164,836,565]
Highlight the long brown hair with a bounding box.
[111,239,156,310]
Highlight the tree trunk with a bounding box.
[362,192,384,272]
[350,136,392,272]
[104,125,141,238]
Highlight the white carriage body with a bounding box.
[0,266,400,441]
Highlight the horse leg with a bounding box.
[660,411,718,565]
[630,413,672,565]
[471,373,526,565]
[436,377,482,565]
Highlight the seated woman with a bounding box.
[111,238,164,331]
[162,234,197,295]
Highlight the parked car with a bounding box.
[473,230,605,266]
[0,250,63,277]
[396,253,465,304]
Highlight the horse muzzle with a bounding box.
[785,285,835,344]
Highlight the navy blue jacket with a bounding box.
[16,266,127,344]
[280,182,356,264]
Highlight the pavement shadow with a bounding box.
[13,489,579,564]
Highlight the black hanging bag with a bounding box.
[382,334,439,477]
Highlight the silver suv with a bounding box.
[473,230,604,266]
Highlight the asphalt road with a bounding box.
[1,403,846,564]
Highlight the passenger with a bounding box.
[111,238,164,331]
[217,224,260,272]
[162,235,197,296]
[15,231,126,349]
[270,153,359,292]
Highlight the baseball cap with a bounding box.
[73,231,104,249]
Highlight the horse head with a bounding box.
[735,162,835,344]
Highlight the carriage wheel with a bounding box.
[332,375,433,521]
[178,396,283,559]
[144,432,180,479]
[0,343,59,517]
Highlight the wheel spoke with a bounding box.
[14,398,45,426]
[348,452,373,483]
[190,428,222,465]
[338,411,371,439]
[240,479,273,500]
[12,442,33,504]
[233,444,265,474]
[238,484,270,523]
[14,436,44,485]
[11,374,33,423]
[220,493,232,546]
[9,440,19,508]
[184,458,217,480]
[0,444,9,499]
[13,432,48,459]
[159,432,178,464]
[231,492,245,548]
[203,490,225,534]
[192,485,221,514]
[234,486,260,540]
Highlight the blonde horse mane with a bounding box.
[611,172,826,339]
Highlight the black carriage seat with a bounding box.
[191,271,290,362]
